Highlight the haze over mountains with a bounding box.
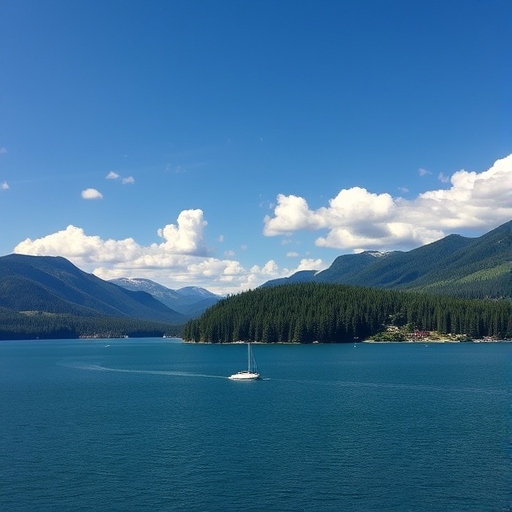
[109,278,222,317]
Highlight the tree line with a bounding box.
[0,308,181,340]
[182,283,512,343]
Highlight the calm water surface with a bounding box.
[1,339,510,511]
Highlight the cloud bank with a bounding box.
[13,209,300,294]
[12,155,512,294]
[264,154,512,251]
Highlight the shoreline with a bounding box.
[182,338,511,344]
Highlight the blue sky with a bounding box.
[1,0,511,294]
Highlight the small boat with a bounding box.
[229,343,260,380]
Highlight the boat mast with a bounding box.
[247,343,251,372]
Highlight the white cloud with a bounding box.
[6,202,317,295]
[438,172,450,183]
[264,187,397,237]
[106,171,134,184]
[296,258,328,271]
[286,251,299,257]
[12,155,512,295]
[156,209,208,256]
[12,210,319,295]
[264,154,512,251]
[263,194,322,235]
[81,188,103,200]
[1,181,8,190]
[418,168,431,176]
[14,225,139,262]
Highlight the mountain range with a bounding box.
[0,254,222,326]
[0,220,510,335]
[0,254,185,324]
[262,220,512,298]
[109,278,222,317]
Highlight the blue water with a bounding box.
[0,339,510,511]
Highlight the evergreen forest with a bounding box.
[0,308,181,340]
[182,283,512,343]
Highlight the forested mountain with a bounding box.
[183,283,512,343]
[110,278,222,317]
[0,306,180,340]
[262,220,512,298]
[0,254,185,324]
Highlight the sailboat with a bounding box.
[229,343,260,380]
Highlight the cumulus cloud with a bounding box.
[156,209,208,256]
[12,155,512,295]
[122,176,135,184]
[15,209,208,260]
[264,154,512,251]
[14,225,138,262]
[106,171,120,179]
[1,181,8,190]
[12,209,297,294]
[81,188,103,200]
[263,194,321,235]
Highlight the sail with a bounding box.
[229,342,260,380]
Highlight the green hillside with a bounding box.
[0,254,185,323]
[402,221,512,297]
[183,283,511,343]
[0,254,185,339]
[263,220,512,298]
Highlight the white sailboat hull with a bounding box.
[229,371,260,380]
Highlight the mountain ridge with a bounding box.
[109,278,222,317]
[0,254,185,324]
[2,220,511,334]
[262,220,512,298]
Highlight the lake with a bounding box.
[0,339,510,511]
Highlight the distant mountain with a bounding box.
[0,254,185,324]
[262,220,512,298]
[109,278,222,318]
